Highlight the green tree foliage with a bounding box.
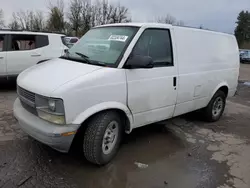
[47,0,65,32]
[68,0,83,36]
[235,10,250,46]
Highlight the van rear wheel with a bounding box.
[83,111,122,165]
[202,90,226,122]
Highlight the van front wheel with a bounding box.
[83,111,122,165]
[202,90,226,122]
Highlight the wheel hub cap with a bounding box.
[212,97,223,117]
[102,121,119,155]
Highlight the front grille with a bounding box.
[20,100,38,115]
[17,86,35,103]
[17,86,37,115]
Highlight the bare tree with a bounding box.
[31,11,45,31]
[64,21,74,36]
[157,14,177,25]
[8,11,45,31]
[88,0,131,27]
[109,3,131,23]
[68,0,83,36]
[176,20,185,26]
[80,0,92,34]
[0,9,4,28]
[68,0,131,35]
[15,10,31,30]
[7,0,131,35]
[8,13,20,30]
[47,0,65,32]
[157,14,184,26]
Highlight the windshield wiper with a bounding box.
[75,52,107,67]
[75,52,91,64]
[73,52,107,67]
[75,52,89,58]
[88,61,107,67]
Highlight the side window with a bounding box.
[0,35,5,52]
[36,35,49,48]
[11,34,36,51]
[132,29,173,66]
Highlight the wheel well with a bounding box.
[70,109,130,152]
[78,109,130,133]
[218,86,228,97]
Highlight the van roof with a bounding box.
[0,29,65,36]
[95,22,173,28]
[95,22,234,37]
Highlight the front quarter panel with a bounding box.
[72,101,133,128]
[52,68,128,125]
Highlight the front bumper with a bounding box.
[13,98,80,153]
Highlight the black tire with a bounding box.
[83,111,122,165]
[202,90,226,122]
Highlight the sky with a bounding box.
[0,0,250,34]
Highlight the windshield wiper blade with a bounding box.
[75,52,107,67]
[75,52,89,58]
[75,52,91,64]
[88,61,107,67]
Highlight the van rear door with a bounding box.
[125,28,178,128]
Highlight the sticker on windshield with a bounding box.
[108,35,128,42]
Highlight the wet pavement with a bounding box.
[1,65,250,188]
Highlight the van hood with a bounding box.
[17,58,102,96]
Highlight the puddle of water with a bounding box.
[55,125,207,188]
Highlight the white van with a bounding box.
[0,31,68,80]
[14,23,239,165]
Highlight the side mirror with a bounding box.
[125,55,154,69]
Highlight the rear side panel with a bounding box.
[173,27,239,116]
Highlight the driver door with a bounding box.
[125,28,178,128]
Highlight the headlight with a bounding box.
[48,99,56,112]
[35,95,65,124]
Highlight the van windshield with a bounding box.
[63,26,139,67]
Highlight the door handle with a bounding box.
[31,54,41,57]
[173,77,177,89]
[0,57,4,59]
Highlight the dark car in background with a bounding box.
[63,37,79,48]
[240,49,250,63]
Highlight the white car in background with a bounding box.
[0,31,68,80]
